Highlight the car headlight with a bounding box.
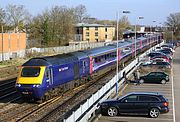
[166,76,169,80]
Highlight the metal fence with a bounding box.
[0,41,107,61]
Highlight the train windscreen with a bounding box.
[21,67,40,77]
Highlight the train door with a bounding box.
[46,67,53,86]
[81,59,89,76]
[74,63,79,79]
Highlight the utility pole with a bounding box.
[1,25,4,61]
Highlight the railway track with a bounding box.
[0,78,22,103]
[18,67,117,122]
[0,66,117,122]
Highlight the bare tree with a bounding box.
[6,4,31,32]
[165,13,180,39]
[117,16,131,39]
[74,4,89,23]
[0,8,6,32]
[0,8,6,24]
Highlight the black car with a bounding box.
[159,49,172,56]
[100,92,169,118]
[148,51,172,60]
[139,72,169,84]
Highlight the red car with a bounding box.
[150,55,170,63]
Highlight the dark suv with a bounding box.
[139,72,169,84]
[100,92,169,118]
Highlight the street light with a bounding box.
[116,10,130,95]
[134,16,144,59]
[1,25,4,61]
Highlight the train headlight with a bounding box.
[15,84,21,87]
[33,84,40,87]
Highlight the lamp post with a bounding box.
[172,30,173,44]
[116,10,130,95]
[134,16,144,59]
[1,25,4,61]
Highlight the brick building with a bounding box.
[0,33,26,53]
[75,23,115,42]
[0,33,26,61]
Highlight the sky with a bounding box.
[1,0,180,26]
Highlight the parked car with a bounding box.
[161,44,173,49]
[142,61,171,68]
[151,58,169,63]
[159,49,173,56]
[148,51,172,60]
[150,55,170,63]
[162,47,175,53]
[139,72,169,84]
[99,92,169,118]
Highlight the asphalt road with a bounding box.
[95,47,180,122]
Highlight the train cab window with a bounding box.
[83,61,86,67]
[95,58,98,63]
[46,69,49,78]
[21,67,40,77]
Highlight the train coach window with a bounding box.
[21,67,40,77]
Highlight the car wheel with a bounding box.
[149,108,160,118]
[139,79,144,84]
[107,106,118,117]
[161,79,166,84]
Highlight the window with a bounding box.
[123,95,138,102]
[95,32,98,37]
[86,38,89,41]
[86,32,89,36]
[156,73,164,76]
[95,27,98,31]
[86,27,89,30]
[21,67,40,77]
[148,72,156,76]
[83,61,86,67]
[105,34,108,39]
[139,96,160,102]
[105,28,108,32]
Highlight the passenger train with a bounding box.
[15,34,163,101]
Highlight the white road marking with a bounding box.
[103,116,173,121]
[171,58,176,122]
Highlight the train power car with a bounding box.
[15,34,163,101]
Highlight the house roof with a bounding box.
[76,23,114,27]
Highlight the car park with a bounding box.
[139,72,169,84]
[99,92,169,118]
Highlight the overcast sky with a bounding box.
[1,0,180,26]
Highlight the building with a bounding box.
[0,33,26,61]
[75,23,115,42]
